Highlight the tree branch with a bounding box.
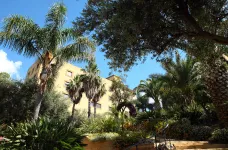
[176,0,203,32]
[176,0,228,45]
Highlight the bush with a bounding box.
[190,126,212,141]
[40,91,70,120]
[71,110,87,128]
[0,118,85,150]
[0,77,70,124]
[78,116,121,134]
[209,128,228,144]
[113,131,147,149]
[87,133,119,142]
[0,79,38,124]
[167,118,213,141]
[166,118,192,140]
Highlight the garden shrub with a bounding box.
[40,91,70,120]
[0,118,85,150]
[166,118,192,140]
[166,118,213,141]
[87,132,119,142]
[209,128,228,144]
[78,116,120,134]
[113,131,147,149]
[190,126,212,141]
[180,110,203,125]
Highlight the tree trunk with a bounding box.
[207,62,228,127]
[88,99,91,118]
[94,102,96,118]
[33,92,43,120]
[71,103,76,121]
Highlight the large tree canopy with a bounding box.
[75,0,228,70]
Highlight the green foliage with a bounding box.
[137,74,163,109]
[40,91,70,120]
[0,118,85,150]
[166,118,192,140]
[81,60,105,118]
[87,133,119,142]
[190,126,212,141]
[0,72,10,80]
[78,116,121,134]
[0,76,70,123]
[75,0,228,70]
[0,2,95,120]
[109,80,135,116]
[71,110,87,128]
[167,118,213,141]
[209,128,228,144]
[0,78,38,124]
[113,131,147,149]
[110,80,133,105]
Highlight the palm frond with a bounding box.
[45,3,66,29]
[45,3,67,51]
[58,37,95,63]
[0,15,41,57]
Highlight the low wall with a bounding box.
[82,137,228,150]
[82,137,116,150]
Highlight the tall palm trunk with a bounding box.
[207,59,228,127]
[71,103,76,121]
[33,57,53,120]
[33,65,47,120]
[33,92,43,120]
[88,99,91,118]
[94,102,96,118]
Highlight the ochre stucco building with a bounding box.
[26,60,119,115]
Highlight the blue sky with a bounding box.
[0,0,165,89]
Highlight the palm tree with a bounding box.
[160,52,198,109]
[92,80,106,118]
[137,74,163,109]
[134,92,151,112]
[0,3,95,120]
[66,75,84,120]
[205,54,228,127]
[81,60,100,118]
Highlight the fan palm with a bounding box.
[0,3,95,120]
[66,75,84,120]
[81,60,100,118]
[92,80,106,118]
[137,74,163,109]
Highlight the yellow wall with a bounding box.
[26,61,116,115]
[26,60,42,81]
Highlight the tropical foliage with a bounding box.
[75,0,228,70]
[81,60,103,118]
[66,75,84,120]
[75,0,228,127]
[0,73,69,124]
[0,118,85,150]
[1,1,228,149]
[0,73,38,124]
[0,3,95,120]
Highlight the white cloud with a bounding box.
[0,50,22,79]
